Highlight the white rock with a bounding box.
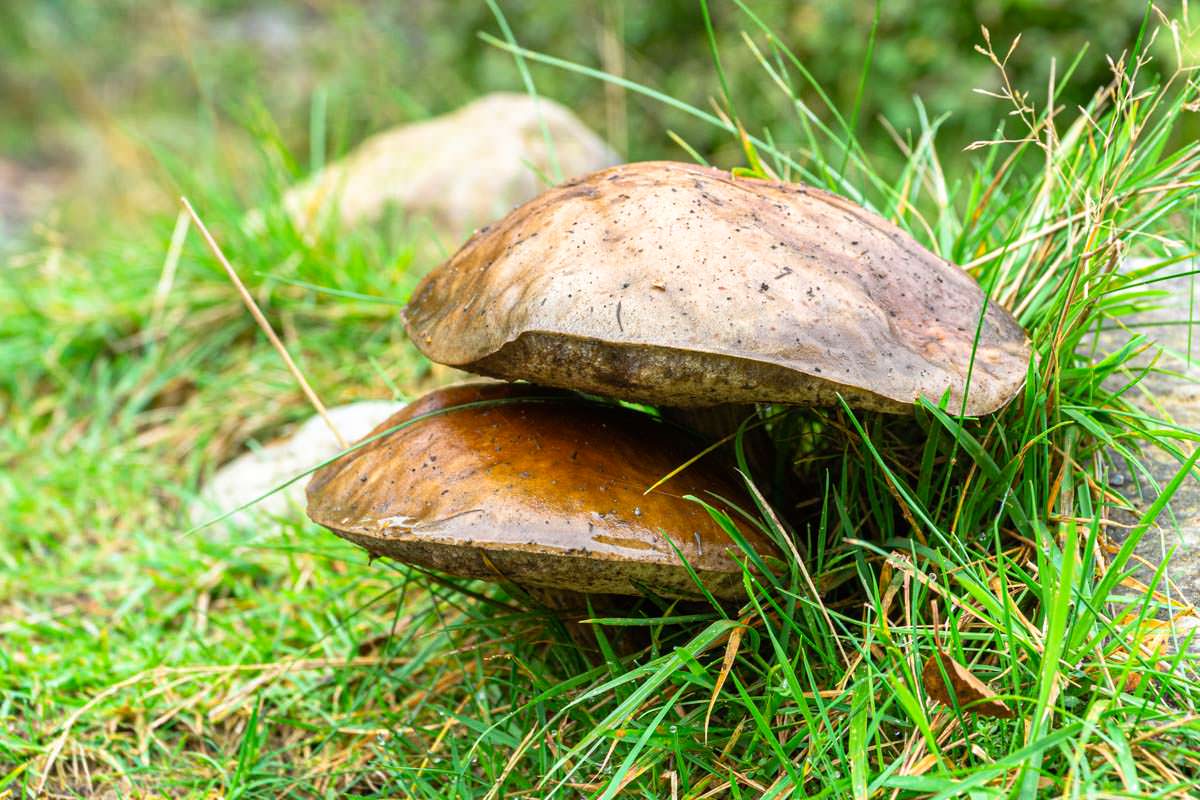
[193,400,404,528]
[280,92,619,237]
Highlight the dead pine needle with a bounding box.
[180,196,347,449]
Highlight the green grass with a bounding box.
[4,2,1200,797]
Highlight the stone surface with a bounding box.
[278,92,618,237]
[1100,260,1200,612]
[193,400,403,528]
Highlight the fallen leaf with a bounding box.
[922,649,1013,719]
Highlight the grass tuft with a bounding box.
[4,2,1200,797]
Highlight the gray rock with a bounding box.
[1100,259,1200,621]
[193,400,403,529]
[276,92,619,238]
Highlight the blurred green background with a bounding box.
[0,0,1175,246]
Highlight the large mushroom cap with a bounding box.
[403,161,1030,415]
[306,382,778,599]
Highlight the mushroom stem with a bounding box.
[521,586,637,653]
[660,404,776,482]
[520,585,597,612]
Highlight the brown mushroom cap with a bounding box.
[305,382,779,599]
[403,161,1030,415]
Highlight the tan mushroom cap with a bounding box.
[403,161,1030,415]
[306,382,779,599]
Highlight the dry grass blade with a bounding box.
[180,196,347,449]
[32,655,418,790]
[704,623,745,743]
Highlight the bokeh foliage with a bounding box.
[0,0,1169,241]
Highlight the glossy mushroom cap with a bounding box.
[306,382,778,599]
[403,161,1030,415]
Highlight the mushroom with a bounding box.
[306,381,779,600]
[402,160,1030,417]
[309,162,1032,610]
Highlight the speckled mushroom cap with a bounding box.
[403,161,1030,415]
[306,382,778,599]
